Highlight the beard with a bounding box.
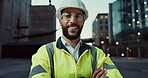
[61,24,83,40]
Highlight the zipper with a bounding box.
[61,49,90,78]
[77,49,90,64]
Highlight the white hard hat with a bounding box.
[56,0,88,21]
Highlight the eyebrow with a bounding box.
[63,12,84,16]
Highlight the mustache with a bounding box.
[66,24,80,28]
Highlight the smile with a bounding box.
[69,26,77,29]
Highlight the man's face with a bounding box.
[59,8,85,40]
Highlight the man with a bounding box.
[29,0,123,78]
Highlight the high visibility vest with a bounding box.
[29,38,123,78]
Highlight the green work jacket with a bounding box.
[29,37,123,78]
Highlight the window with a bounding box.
[105,20,108,24]
[99,21,103,24]
[105,26,108,30]
[105,15,108,18]
[100,32,103,36]
[100,16,103,19]
[100,26,103,30]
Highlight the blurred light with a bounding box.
[129,49,132,52]
[100,32,103,36]
[146,8,148,11]
[107,48,110,51]
[107,53,110,57]
[106,36,109,39]
[136,10,138,12]
[128,13,130,16]
[145,15,148,18]
[137,24,139,27]
[100,16,104,19]
[93,33,96,37]
[93,42,95,45]
[137,32,141,36]
[137,21,139,24]
[132,19,135,22]
[105,16,108,18]
[95,18,98,22]
[126,47,129,50]
[137,39,140,42]
[128,23,131,26]
[116,42,119,45]
[121,53,125,57]
[144,1,147,4]
[101,41,104,44]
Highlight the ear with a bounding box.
[59,19,62,26]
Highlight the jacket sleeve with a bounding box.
[29,45,51,78]
[96,47,123,78]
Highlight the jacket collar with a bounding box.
[56,37,91,56]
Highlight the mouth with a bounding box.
[67,24,80,30]
[69,26,78,29]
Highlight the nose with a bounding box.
[69,15,77,24]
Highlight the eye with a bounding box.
[62,13,71,18]
[65,14,71,18]
[75,15,80,19]
[76,15,84,21]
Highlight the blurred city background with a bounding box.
[0,0,148,78]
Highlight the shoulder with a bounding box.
[36,41,56,55]
[39,41,56,50]
[88,45,105,55]
[88,44,102,51]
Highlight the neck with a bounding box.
[62,35,80,48]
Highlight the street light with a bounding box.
[107,53,110,57]
[121,53,125,57]
[126,47,129,57]
[137,32,140,35]
[107,48,110,57]
[100,40,105,52]
[101,41,104,45]
[116,42,119,45]
[115,41,119,57]
[137,32,141,58]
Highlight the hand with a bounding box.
[91,68,107,78]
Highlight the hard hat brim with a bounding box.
[56,7,88,21]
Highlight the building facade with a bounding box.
[29,5,56,42]
[109,0,148,43]
[0,0,56,58]
[92,13,109,52]
[0,0,31,58]
[109,0,148,58]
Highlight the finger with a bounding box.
[100,69,107,77]
[91,69,102,78]
[95,69,107,78]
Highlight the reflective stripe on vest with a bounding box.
[46,43,54,78]
[29,65,47,78]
